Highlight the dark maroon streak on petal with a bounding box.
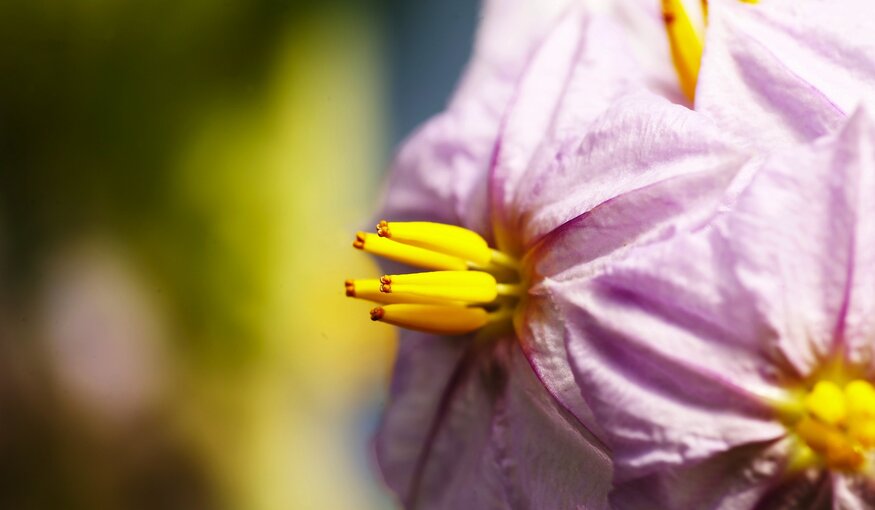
[403,341,486,510]
[752,469,832,510]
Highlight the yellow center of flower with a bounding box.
[345,221,522,336]
[788,379,875,472]
[662,0,758,102]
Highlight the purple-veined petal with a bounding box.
[517,291,608,444]
[489,9,655,253]
[724,106,875,375]
[610,439,800,510]
[518,162,742,438]
[512,93,748,248]
[375,332,484,507]
[379,0,573,237]
[375,332,611,509]
[697,0,875,149]
[525,165,738,284]
[486,341,611,510]
[827,107,875,371]
[560,228,788,483]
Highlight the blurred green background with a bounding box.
[0,1,474,508]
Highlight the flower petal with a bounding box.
[829,108,875,370]
[518,162,741,437]
[379,0,573,237]
[697,0,875,149]
[489,7,676,253]
[725,106,875,375]
[488,341,612,509]
[609,439,798,510]
[374,332,480,507]
[559,229,787,483]
[517,291,608,442]
[559,107,875,501]
[375,333,611,508]
[513,93,748,248]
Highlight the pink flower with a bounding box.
[348,1,738,508]
[350,1,875,508]
[564,105,875,509]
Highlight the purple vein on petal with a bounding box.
[404,342,481,510]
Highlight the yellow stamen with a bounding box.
[345,279,462,305]
[662,0,703,102]
[796,415,839,454]
[382,283,497,304]
[805,380,847,426]
[349,220,522,337]
[790,378,875,472]
[845,380,875,418]
[846,380,875,447]
[378,271,523,304]
[380,270,495,287]
[370,304,490,335]
[353,232,467,271]
[377,220,492,266]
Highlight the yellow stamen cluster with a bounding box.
[346,221,521,335]
[793,379,875,471]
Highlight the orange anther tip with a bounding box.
[370,307,384,321]
[376,220,391,238]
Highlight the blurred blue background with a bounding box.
[0,0,474,508]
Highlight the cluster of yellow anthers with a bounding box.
[345,221,522,336]
[791,379,875,471]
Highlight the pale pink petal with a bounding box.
[610,439,808,510]
[519,163,741,437]
[490,9,655,252]
[375,333,611,508]
[486,342,611,509]
[379,0,573,236]
[725,107,875,375]
[560,230,787,482]
[512,93,748,248]
[697,0,875,149]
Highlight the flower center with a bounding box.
[790,379,875,472]
[345,221,522,335]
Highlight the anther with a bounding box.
[370,307,384,321]
[369,304,489,335]
[353,231,468,271]
[345,278,461,305]
[375,221,492,266]
[353,232,366,250]
[349,220,523,336]
[377,271,504,304]
[376,220,390,238]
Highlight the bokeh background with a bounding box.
[0,1,475,508]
